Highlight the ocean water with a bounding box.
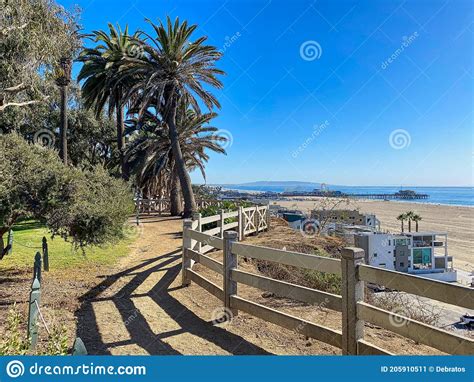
[225,185,474,207]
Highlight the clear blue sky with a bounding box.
[62,0,473,186]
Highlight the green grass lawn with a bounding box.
[0,220,137,270]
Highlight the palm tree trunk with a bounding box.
[164,89,196,218]
[59,86,68,165]
[170,165,182,216]
[408,220,411,232]
[416,222,419,232]
[116,99,127,179]
[401,221,404,232]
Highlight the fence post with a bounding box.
[27,277,41,350]
[219,209,225,238]
[182,219,197,286]
[72,337,88,355]
[223,231,238,317]
[135,191,141,225]
[238,206,244,241]
[193,212,202,253]
[33,252,41,282]
[7,229,13,255]
[341,247,365,355]
[266,202,271,230]
[42,237,49,272]
[254,206,259,235]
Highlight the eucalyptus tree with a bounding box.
[78,23,141,179]
[0,0,79,130]
[119,17,224,217]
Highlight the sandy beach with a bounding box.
[272,197,474,273]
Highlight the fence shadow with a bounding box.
[75,249,271,355]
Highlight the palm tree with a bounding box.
[397,213,407,232]
[406,211,415,232]
[118,17,224,217]
[411,213,422,232]
[77,23,139,179]
[125,106,227,215]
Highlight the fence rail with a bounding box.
[181,213,473,356]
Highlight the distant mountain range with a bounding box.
[237,181,323,188]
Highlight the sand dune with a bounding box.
[273,198,474,273]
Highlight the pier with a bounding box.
[347,193,429,200]
[281,189,430,200]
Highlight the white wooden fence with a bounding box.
[136,198,170,214]
[181,214,474,355]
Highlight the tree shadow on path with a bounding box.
[75,249,271,355]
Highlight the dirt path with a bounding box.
[74,215,293,355]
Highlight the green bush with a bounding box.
[0,133,134,255]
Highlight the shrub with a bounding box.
[0,133,134,256]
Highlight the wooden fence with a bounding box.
[181,214,474,355]
[136,198,171,214]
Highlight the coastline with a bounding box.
[272,197,474,273]
[221,187,473,208]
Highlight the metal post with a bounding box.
[223,231,238,317]
[27,277,41,349]
[341,247,365,355]
[42,237,49,272]
[72,337,88,355]
[33,252,41,282]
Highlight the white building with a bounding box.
[354,231,457,282]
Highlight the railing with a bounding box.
[136,198,171,215]
[195,205,269,244]
[181,218,474,355]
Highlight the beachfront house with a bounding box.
[354,231,456,282]
[282,212,307,230]
[311,209,381,231]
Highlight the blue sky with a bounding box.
[62,0,473,186]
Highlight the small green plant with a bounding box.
[0,305,29,355]
[0,305,72,355]
[42,324,69,355]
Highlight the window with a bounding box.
[400,262,404,267]
[373,253,377,257]
[388,240,391,246]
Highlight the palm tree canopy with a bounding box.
[118,16,225,115]
[397,213,407,221]
[77,23,139,117]
[125,105,227,186]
